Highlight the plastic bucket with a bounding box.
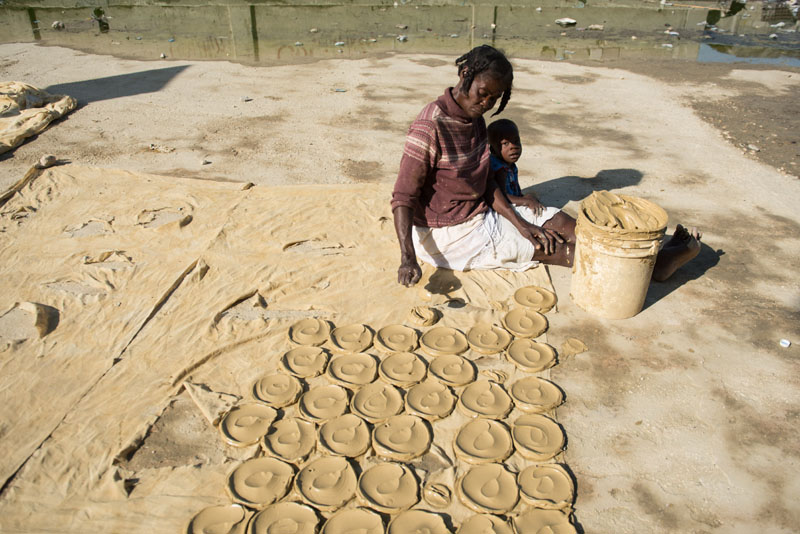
[570,193,667,319]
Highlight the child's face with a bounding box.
[492,127,522,164]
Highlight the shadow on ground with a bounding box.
[643,241,724,310]
[530,169,644,209]
[46,65,190,106]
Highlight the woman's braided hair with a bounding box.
[455,45,513,116]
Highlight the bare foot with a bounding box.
[652,225,702,282]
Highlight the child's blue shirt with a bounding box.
[490,154,522,197]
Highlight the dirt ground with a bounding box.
[1,42,799,533]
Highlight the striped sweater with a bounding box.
[391,88,495,228]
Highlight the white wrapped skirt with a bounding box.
[412,206,560,272]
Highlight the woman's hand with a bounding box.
[520,224,564,255]
[398,256,422,287]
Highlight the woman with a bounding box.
[391,45,576,287]
[391,45,701,287]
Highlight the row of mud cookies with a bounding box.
[188,285,578,534]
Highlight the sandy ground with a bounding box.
[1,42,800,533]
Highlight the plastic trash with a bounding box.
[241,96,253,102]
[555,18,577,27]
[780,339,791,348]
[334,41,345,46]
[397,35,408,42]
[168,38,175,42]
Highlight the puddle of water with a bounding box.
[0,1,797,66]
[698,42,800,66]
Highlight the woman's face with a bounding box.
[454,70,509,119]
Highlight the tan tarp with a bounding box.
[0,165,558,532]
[0,82,77,154]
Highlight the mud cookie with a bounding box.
[372,414,432,461]
[295,456,357,511]
[350,381,403,423]
[457,514,513,534]
[387,510,449,534]
[512,509,576,534]
[187,503,249,534]
[318,413,371,457]
[502,308,548,338]
[379,352,427,387]
[513,286,557,313]
[219,402,277,447]
[298,384,349,422]
[505,339,556,373]
[330,323,373,352]
[466,323,512,354]
[326,353,378,388]
[509,376,563,413]
[404,380,456,420]
[282,346,329,378]
[248,502,319,534]
[428,354,476,387]
[321,508,384,534]
[356,462,419,513]
[226,457,294,509]
[375,324,419,353]
[454,419,514,464]
[408,306,440,326]
[512,414,565,461]
[456,463,519,514]
[288,318,331,346]
[262,417,316,462]
[419,326,469,356]
[252,373,303,408]
[458,380,513,419]
[518,463,574,510]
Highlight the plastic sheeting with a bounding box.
[0,165,557,532]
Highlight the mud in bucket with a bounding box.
[570,191,668,319]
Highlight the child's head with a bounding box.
[488,119,522,164]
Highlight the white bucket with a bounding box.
[570,192,667,319]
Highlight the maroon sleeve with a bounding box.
[391,119,439,212]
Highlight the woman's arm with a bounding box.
[489,185,563,255]
[393,205,422,287]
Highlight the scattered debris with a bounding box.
[309,27,319,33]
[771,21,786,28]
[168,38,175,42]
[396,24,408,30]
[555,18,577,27]
[662,43,674,48]
[333,88,347,92]
[294,41,303,46]
[202,158,211,165]
[536,7,542,12]
[491,23,497,29]
[148,143,174,153]
[450,33,459,38]
[241,96,253,102]
[769,33,778,39]
[665,30,680,36]
[51,20,65,30]
[35,154,57,168]
[397,34,408,42]
[159,53,166,58]
[780,339,791,348]
[586,24,604,31]
[747,144,760,152]
[334,41,345,46]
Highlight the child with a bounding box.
[487,118,545,216]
